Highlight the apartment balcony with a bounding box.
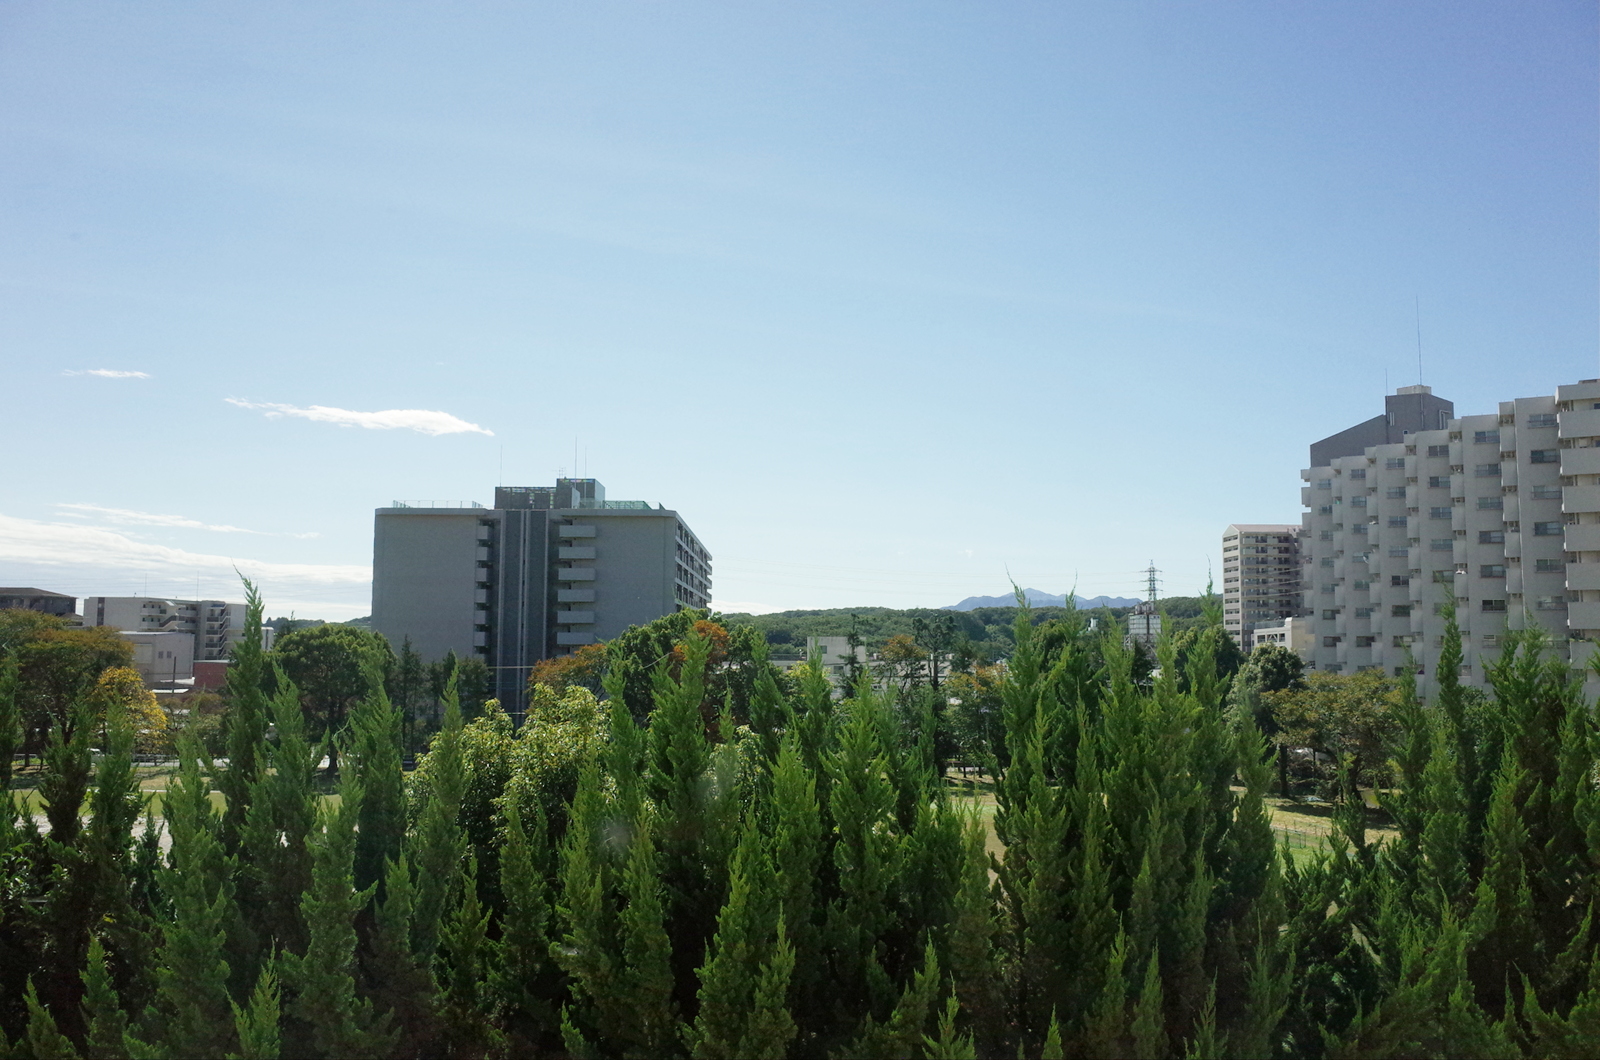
[556,632,595,646]
[1561,448,1600,477]
[559,524,597,538]
[1565,525,1600,552]
[556,610,595,624]
[557,589,595,603]
[1564,485,1600,513]
[1569,640,1600,671]
[1567,566,1600,591]
[1558,408,1600,439]
[557,567,596,581]
[558,547,597,560]
[1567,602,1600,630]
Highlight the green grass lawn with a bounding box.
[10,765,339,826]
[942,770,1400,868]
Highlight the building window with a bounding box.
[1482,600,1507,613]
[1322,636,1341,647]
[1319,530,1333,541]
[1536,596,1567,611]
[1351,497,1368,508]
[1474,430,1500,445]
[1390,548,1410,558]
[1316,480,1332,490]
[1479,530,1505,544]
[1429,506,1451,519]
[1478,497,1504,510]
[1391,575,1410,586]
[1531,449,1559,464]
[1355,607,1373,618]
[1392,605,1412,617]
[1427,476,1450,488]
[1385,487,1405,499]
[1321,558,1335,568]
[1430,539,1452,551]
[1356,635,1376,647]
[1475,463,1501,478]
[1386,458,1406,469]
[1352,580,1370,590]
[1481,564,1506,578]
[1527,413,1557,428]
[1387,517,1406,528]
[1535,558,1562,572]
[1349,469,1366,480]
[1533,521,1562,536]
[1433,570,1455,583]
[1428,444,1450,457]
[1322,609,1339,619]
[1531,485,1560,500]
[1319,505,1333,515]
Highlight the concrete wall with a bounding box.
[122,630,194,685]
[371,508,483,666]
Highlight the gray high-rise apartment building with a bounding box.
[1300,382,1600,699]
[1221,524,1304,649]
[371,478,711,715]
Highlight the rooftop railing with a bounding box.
[389,500,486,509]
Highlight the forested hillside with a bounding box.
[722,596,1210,663]
[2,584,1596,1058]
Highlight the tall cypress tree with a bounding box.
[79,936,139,1060]
[644,631,726,1018]
[687,819,795,1060]
[239,669,318,962]
[491,798,561,1050]
[219,580,269,853]
[823,685,903,1045]
[153,733,239,1060]
[768,736,823,1039]
[346,673,405,895]
[410,674,465,967]
[283,769,390,1060]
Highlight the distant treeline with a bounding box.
[720,597,1211,660]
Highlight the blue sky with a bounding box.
[2,1,1594,620]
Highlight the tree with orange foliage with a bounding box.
[527,642,608,695]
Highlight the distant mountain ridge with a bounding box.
[945,589,1142,611]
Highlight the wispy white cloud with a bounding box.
[55,503,319,539]
[64,369,150,379]
[0,514,370,616]
[225,398,492,436]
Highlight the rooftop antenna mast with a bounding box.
[1415,295,1423,385]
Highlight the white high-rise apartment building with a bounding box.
[1222,524,1304,649]
[1301,381,1600,698]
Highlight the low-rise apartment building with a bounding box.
[80,596,252,660]
[0,588,77,618]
